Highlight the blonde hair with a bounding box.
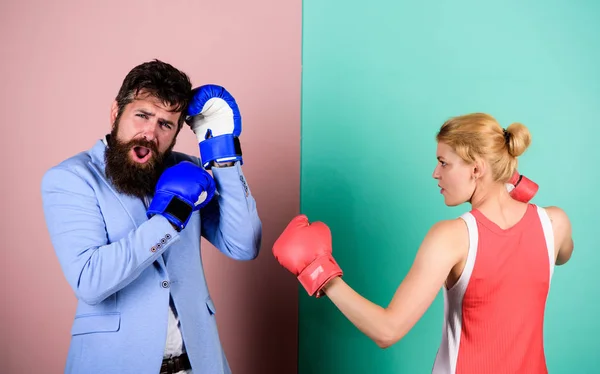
[435,113,531,182]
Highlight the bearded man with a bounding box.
[41,59,262,374]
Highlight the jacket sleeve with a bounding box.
[200,162,262,260]
[41,166,180,305]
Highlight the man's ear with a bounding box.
[110,100,119,125]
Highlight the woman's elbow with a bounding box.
[373,320,403,349]
[375,339,392,349]
[374,334,399,349]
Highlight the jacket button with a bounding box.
[161,281,170,288]
[165,233,171,240]
[150,246,157,253]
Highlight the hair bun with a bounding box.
[505,122,531,157]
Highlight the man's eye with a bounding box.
[136,113,148,119]
[160,122,172,130]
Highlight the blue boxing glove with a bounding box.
[185,84,243,169]
[147,161,216,231]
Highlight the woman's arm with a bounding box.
[322,218,467,348]
[545,206,574,265]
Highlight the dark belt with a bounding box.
[160,352,191,374]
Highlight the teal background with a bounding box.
[300,0,599,373]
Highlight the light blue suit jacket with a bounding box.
[41,138,262,374]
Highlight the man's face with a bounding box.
[105,92,182,198]
[113,92,181,159]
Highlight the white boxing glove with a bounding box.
[185,84,242,169]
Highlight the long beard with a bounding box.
[104,126,174,199]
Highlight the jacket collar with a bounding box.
[86,135,168,270]
[89,135,110,172]
[87,135,150,228]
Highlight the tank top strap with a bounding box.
[534,205,556,284]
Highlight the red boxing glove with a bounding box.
[506,170,539,203]
[272,215,343,297]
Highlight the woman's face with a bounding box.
[432,142,476,206]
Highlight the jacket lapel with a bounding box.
[87,138,167,269]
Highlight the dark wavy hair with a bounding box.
[114,59,192,129]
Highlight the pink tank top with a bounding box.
[432,204,555,374]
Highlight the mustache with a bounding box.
[123,137,159,154]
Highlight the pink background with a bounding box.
[0,1,301,373]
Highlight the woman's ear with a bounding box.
[473,158,486,180]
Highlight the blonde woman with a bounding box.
[273,113,574,374]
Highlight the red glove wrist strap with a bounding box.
[297,254,343,297]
